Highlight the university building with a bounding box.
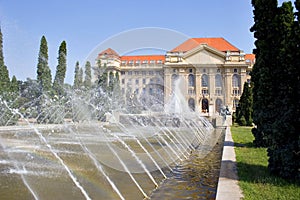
[95,37,255,115]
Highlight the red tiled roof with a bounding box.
[121,55,165,63]
[98,48,120,58]
[245,54,255,61]
[170,38,239,53]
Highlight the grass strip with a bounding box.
[231,125,300,200]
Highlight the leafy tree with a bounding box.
[37,36,52,94]
[236,82,253,126]
[84,61,92,89]
[53,41,67,96]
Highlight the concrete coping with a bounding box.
[216,126,244,200]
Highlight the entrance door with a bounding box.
[201,98,209,113]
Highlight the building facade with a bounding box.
[96,38,255,115]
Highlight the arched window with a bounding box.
[188,74,195,87]
[201,74,209,87]
[232,74,240,87]
[171,74,178,90]
[188,98,195,111]
[215,74,222,88]
[215,98,223,113]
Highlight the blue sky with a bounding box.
[0,0,288,84]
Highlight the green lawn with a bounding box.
[231,125,300,200]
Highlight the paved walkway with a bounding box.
[216,126,244,200]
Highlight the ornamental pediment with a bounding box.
[182,45,225,65]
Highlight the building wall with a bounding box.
[95,43,254,115]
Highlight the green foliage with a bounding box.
[250,0,300,180]
[236,82,253,126]
[53,41,67,96]
[73,61,81,89]
[84,61,92,89]
[37,36,52,94]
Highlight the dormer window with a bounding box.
[142,60,148,64]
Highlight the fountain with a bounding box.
[0,74,225,200]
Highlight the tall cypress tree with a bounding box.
[0,26,10,96]
[236,82,253,126]
[73,61,80,89]
[37,36,52,94]
[53,41,67,96]
[78,67,83,88]
[83,61,92,89]
[251,0,300,180]
[267,1,299,180]
[250,0,278,147]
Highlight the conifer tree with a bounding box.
[250,0,278,147]
[53,41,67,96]
[0,26,10,96]
[78,67,83,88]
[83,61,92,89]
[251,0,300,180]
[236,82,253,126]
[73,61,80,89]
[37,36,52,94]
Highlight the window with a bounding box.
[143,79,146,84]
[135,79,139,85]
[142,71,146,76]
[149,88,153,95]
[201,74,209,87]
[232,74,240,87]
[121,79,125,84]
[203,68,206,73]
[150,60,155,64]
[189,68,193,73]
[149,71,154,75]
[233,89,240,96]
[136,60,140,65]
[142,60,148,64]
[129,60,134,65]
[202,89,209,95]
[135,88,139,94]
[157,60,162,64]
[188,89,195,95]
[217,68,221,73]
[188,74,195,87]
[215,74,222,87]
[128,71,132,76]
[234,68,238,73]
[233,99,239,109]
[135,71,139,75]
[215,88,222,96]
[121,71,125,75]
[121,61,126,65]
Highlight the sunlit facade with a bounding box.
[95,38,255,115]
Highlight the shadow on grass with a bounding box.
[236,162,300,186]
[223,140,255,148]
